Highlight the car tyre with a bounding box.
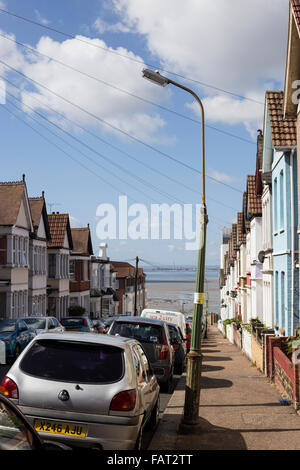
[134,425,144,450]
[161,372,173,393]
[146,397,160,431]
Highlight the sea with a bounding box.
[145,269,219,316]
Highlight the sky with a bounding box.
[0,0,289,267]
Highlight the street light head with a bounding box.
[142,68,169,87]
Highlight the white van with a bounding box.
[141,309,186,339]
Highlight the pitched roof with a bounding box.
[0,180,26,226]
[111,261,135,278]
[71,227,93,255]
[29,194,51,240]
[247,175,262,217]
[266,91,297,147]
[237,212,246,246]
[47,213,73,249]
[292,0,300,34]
[111,261,145,279]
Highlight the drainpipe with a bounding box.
[291,149,295,336]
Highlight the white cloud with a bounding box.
[186,93,265,137]
[93,17,131,34]
[111,0,289,133]
[34,9,51,26]
[209,169,241,185]
[12,34,173,144]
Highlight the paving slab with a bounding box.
[149,326,300,450]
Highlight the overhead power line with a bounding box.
[5,92,231,226]
[1,74,239,212]
[0,58,244,195]
[0,6,264,106]
[0,31,259,148]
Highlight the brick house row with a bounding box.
[220,0,300,337]
[0,176,146,320]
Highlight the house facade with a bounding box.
[47,212,73,319]
[28,193,51,316]
[283,0,300,332]
[0,176,33,318]
[90,243,119,318]
[69,226,93,314]
[111,261,147,316]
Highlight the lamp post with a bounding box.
[142,69,208,428]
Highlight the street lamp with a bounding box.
[142,68,208,429]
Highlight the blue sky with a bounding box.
[0,0,289,267]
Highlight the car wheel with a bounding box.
[175,362,184,375]
[146,397,160,431]
[161,372,173,393]
[134,425,143,450]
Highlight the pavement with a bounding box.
[149,326,300,450]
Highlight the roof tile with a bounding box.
[266,91,297,147]
[247,175,262,216]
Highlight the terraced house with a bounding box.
[47,212,73,319]
[28,192,51,316]
[0,176,33,318]
[69,226,93,315]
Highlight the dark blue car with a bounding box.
[0,319,36,362]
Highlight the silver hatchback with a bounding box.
[0,332,160,450]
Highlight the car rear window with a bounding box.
[20,340,124,384]
[110,322,164,344]
[60,318,84,327]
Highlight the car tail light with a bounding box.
[83,318,88,326]
[158,340,170,360]
[110,389,136,411]
[0,376,19,399]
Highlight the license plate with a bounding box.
[35,419,87,438]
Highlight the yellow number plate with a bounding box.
[35,419,87,438]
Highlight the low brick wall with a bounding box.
[233,323,238,345]
[232,323,242,349]
[251,333,264,372]
[226,324,234,344]
[273,347,294,401]
[266,336,288,380]
[265,336,300,409]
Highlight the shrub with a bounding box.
[68,305,86,316]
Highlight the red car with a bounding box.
[186,321,192,352]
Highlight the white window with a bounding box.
[69,260,75,281]
[83,261,88,281]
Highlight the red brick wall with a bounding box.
[266,336,287,380]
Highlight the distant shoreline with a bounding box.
[147,279,218,283]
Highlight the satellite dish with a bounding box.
[258,251,265,263]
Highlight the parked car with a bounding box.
[0,319,36,363]
[167,323,187,375]
[108,316,175,392]
[60,316,95,333]
[186,321,192,352]
[0,393,71,450]
[141,309,186,339]
[22,317,65,335]
[92,319,106,334]
[0,332,160,450]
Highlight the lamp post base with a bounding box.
[178,351,202,433]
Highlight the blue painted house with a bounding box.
[264,91,298,336]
